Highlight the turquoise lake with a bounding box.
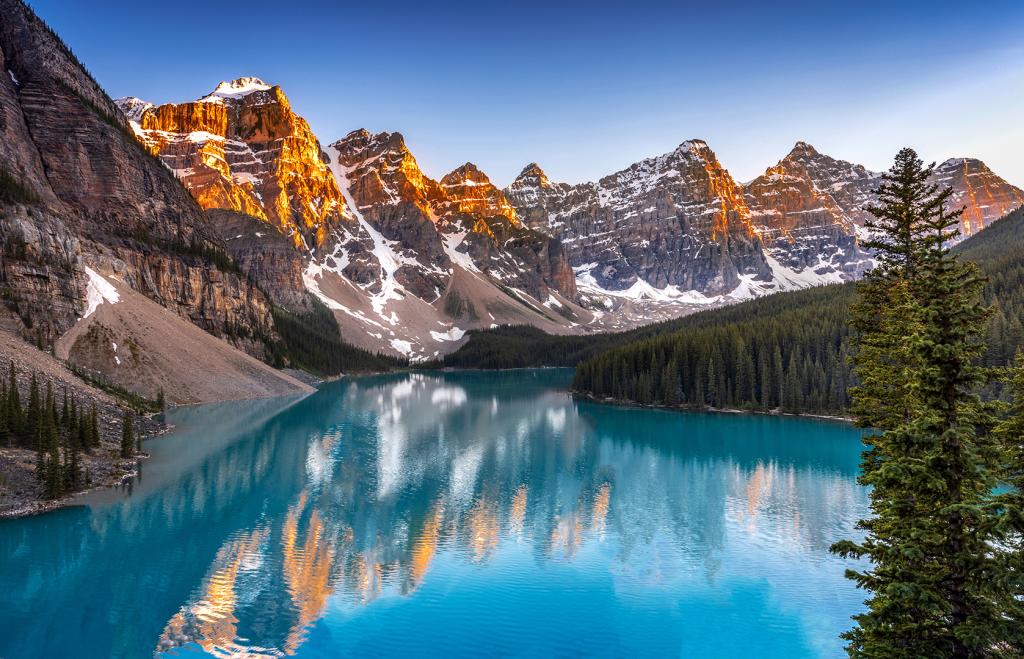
[0,369,869,658]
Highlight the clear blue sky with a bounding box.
[29,0,1024,187]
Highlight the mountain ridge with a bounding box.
[114,77,1024,358]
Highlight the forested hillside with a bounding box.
[570,206,1024,414]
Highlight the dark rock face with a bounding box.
[0,0,275,356]
[330,130,450,301]
[768,142,881,229]
[433,161,578,302]
[206,209,311,312]
[505,141,771,296]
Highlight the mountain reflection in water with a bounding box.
[0,369,868,659]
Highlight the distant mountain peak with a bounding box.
[786,140,819,159]
[676,138,710,155]
[200,77,273,103]
[513,163,552,188]
[442,162,490,186]
[113,96,153,123]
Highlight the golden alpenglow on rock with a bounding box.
[117,78,349,249]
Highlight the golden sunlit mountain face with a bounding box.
[120,81,349,250]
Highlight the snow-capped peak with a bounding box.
[113,96,153,123]
[200,77,272,103]
[676,138,710,155]
[513,163,551,187]
[787,140,819,159]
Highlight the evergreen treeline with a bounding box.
[569,204,1024,414]
[1,362,102,498]
[572,284,853,413]
[269,298,407,376]
[0,361,141,499]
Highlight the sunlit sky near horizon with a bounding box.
[28,0,1024,188]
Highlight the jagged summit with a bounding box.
[344,127,373,140]
[786,140,820,159]
[675,138,711,155]
[114,78,345,248]
[513,163,552,187]
[200,77,272,102]
[335,128,409,154]
[932,157,1024,236]
[441,162,492,187]
[113,96,153,123]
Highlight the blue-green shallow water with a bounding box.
[0,369,868,658]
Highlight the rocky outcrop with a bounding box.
[206,209,311,312]
[751,142,1024,243]
[329,130,449,301]
[745,143,872,280]
[765,142,881,229]
[115,78,350,249]
[437,163,521,226]
[505,141,771,296]
[433,161,577,302]
[320,130,577,305]
[0,0,276,358]
[932,158,1024,238]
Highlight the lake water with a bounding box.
[0,369,868,658]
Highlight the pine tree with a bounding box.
[6,362,20,438]
[60,387,69,429]
[76,410,88,454]
[990,353,1024,652]
[26,372,40,450]
[90,403,100,449]
[0,373,8,447]
[120,410,134,459]
[832,148,1009,656]
[41,385,62,499]
[68,396,79,448]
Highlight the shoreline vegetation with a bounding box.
[0,332,161,519]
[569,389,854,423]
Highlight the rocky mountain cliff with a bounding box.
[0,0,275,362]
[115,78,348,249]
[744,143,873,282]
[507,140,1022,325]
[297,130,584,359]
[746,142,1023,243]
[933,158,1024,238]
[507,140,770,299]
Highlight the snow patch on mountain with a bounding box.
[325,145,413,323]
[199,77,272,103]
[82,267,120,319]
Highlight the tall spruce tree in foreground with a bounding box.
[832,148,1013,657]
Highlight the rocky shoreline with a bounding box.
[0,331,165,518]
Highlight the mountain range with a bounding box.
[113,77,1023,358]
[1,0,1021,401]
